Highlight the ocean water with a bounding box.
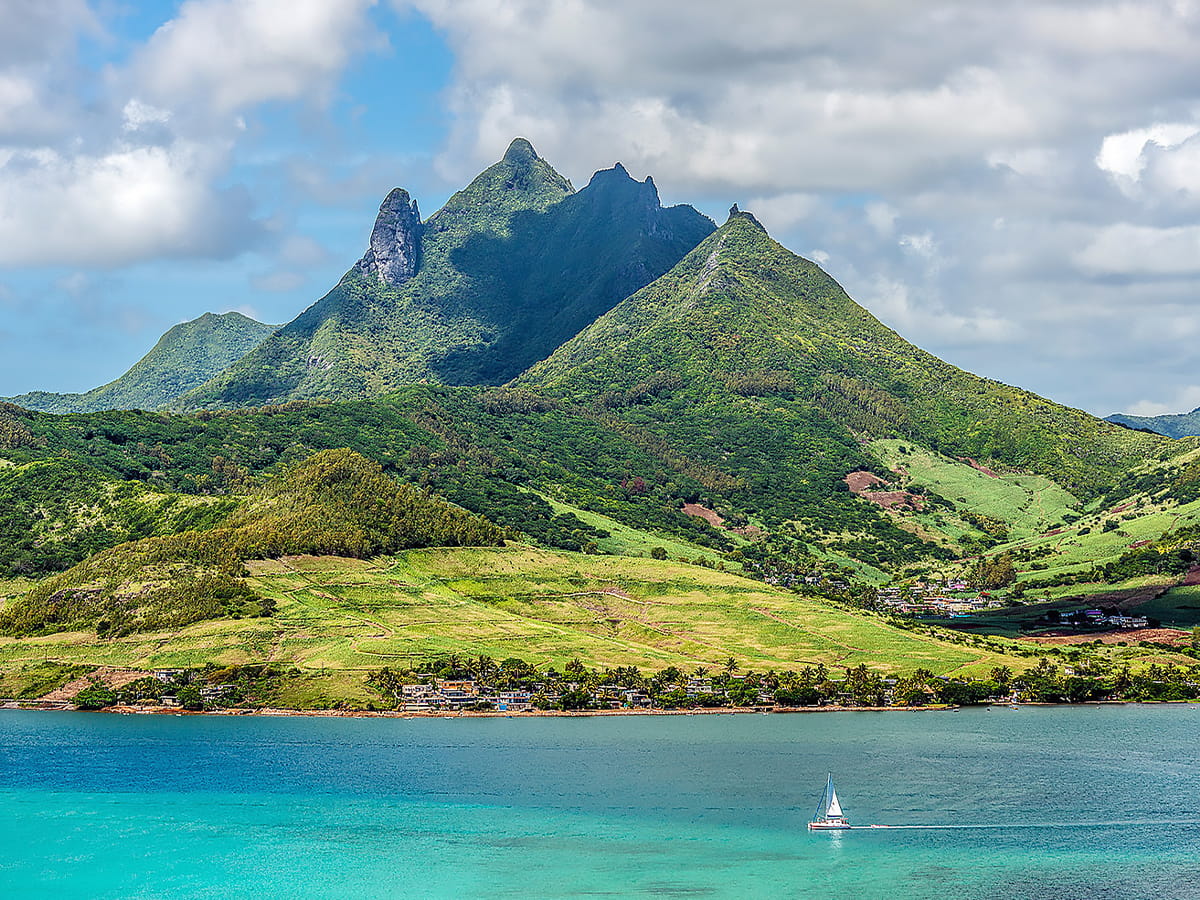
[2,706,1199,899]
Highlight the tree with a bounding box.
[73,682,116,710]
[176,685,204,710]
[990,666,1013,690]
[650,546,668,560]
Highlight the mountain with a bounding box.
[4,311,275,414]
[1106,409,1200,438]
[522,209,1164,503]
[181,138,714,408]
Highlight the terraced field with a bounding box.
[0,547,1028,682]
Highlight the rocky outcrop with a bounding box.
[358,188,423,286]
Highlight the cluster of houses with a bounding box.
[876,583,1006,617]
[394,678,654,712]
[1051,609,1151,630]
[391,674,777,711]
[152,669,235,707]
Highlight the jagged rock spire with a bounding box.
[358,188,423,286]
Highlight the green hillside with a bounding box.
[0,449,505,638]
[0,453,236,577]
[523,212,1166,512]
[0,548,1032,678]
[1107,408,1200,438]
[183,139,713,407]
[5,312,275,413]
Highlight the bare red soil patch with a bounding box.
[41,667,150,702]
[957,457,999,478]
[681,503,725,527]
[1128,540,1152,549]
[1184,565,1200,586]
[845,471,885,492]
[1027,628,1188,646]
[1108,502,1134,515]
[863,490,925,510]
[845,471,923,510]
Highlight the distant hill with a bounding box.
[5,311,275,413]
[1106,409,1200,439]
[181,138,714,408]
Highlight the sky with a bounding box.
[3,1,1200,417]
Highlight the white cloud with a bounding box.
[0,0,382,268]
[122,100,172,132]
[1096,122,1200,183]
[1128,385,1200,417]
[860,275,1016,346]
[0,142,257,266]
[401,0,1200,414]
[899,232,937,260]
[250,271,306,292]
[744,192,818,232]
[865,202,898,237]
[133,0,381,114]
[1076,223,1200,277]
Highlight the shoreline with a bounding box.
[3,700,1194,719]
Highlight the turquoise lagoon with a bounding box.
[2,705,1199,898]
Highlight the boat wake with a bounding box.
[839,819,1200,831]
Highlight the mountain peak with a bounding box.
[503,137,538,165]
[725,203,766,232]
[358,187,423,286]
[585,164,662,209]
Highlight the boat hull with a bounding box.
[808,821,853,831]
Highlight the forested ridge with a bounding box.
[0,449,505,637]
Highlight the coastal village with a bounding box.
[7,650,1198,714]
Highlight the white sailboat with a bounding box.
[808,773,853,830]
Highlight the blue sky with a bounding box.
[5,1,1200,417]
[0,2,462,394]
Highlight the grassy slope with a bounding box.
[532,490,740,564]
[5,312,275,413]
[0,547,1029,678]
[0,456,236,577]
[859,438,1200,597]
[1138,585,1200,629]
[0,449,506,637]
[524,214,1166,504]
[869,439,1079,543]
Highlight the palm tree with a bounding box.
[724,657,739,676]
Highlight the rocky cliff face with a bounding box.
[357,188,423,286]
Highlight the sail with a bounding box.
[826,788,843,818]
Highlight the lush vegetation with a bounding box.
[364,653,1200,710]
[0,455,235,577]
[182,140,713,407]
[47,649,1200,713]
[5,312,274,413]
[524,214,1166,506]
[0,450,505,637]
[0,547,1035,679]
